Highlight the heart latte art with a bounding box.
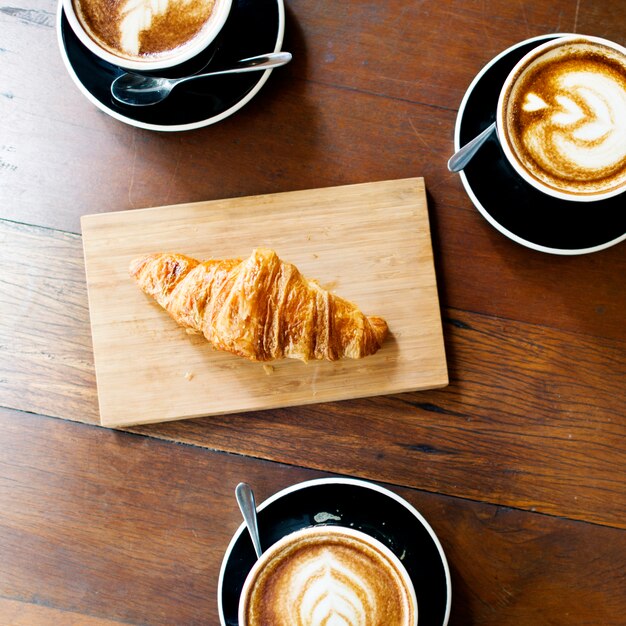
[240,528,416,626]
[502,39,626,197]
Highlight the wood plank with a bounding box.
[430,202,626,344]
[0,598,129,626]
[2,219,625,527]
[1,407,625,625]
[0,221,99,422]
[81,179,447,427]
[0,69,459,234]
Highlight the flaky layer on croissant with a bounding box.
[129,248,388,362]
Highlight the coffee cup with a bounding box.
[496,35,626,202]
[62,0,233,71]
[238,525,418,626]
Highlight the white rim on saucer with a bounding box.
[454,33,626,255]
[218,476,452,626]
[56,0,286,132]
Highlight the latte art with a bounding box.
[520,72,626,174]
[240,527,417,626]
[72,0,216,61]
[502,38,626,197]
[289,549,377,623]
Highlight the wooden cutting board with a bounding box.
[81,178,448,427]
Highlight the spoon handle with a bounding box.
[447,121,496,172]
[236,482,263,559]
[181,52,292,84]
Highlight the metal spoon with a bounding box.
[236,482,263,559]
[111,52,293,107]
[447,121,496,172]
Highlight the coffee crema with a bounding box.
[502,38,626,197]
[72,0,216,61]
[241,528,416,626]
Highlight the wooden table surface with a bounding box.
[1,0,625,624]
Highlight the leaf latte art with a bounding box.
[503,39,626,196]
[289,551,374,624]
[241,528,416,626]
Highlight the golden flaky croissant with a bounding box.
[129,248,388,363]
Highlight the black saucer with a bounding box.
[455,34,626,254]
[218,477,451,626]
[57,0,285,131]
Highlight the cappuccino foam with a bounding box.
[73,0,216,61]
[242,529,415,626]
[503,39,626,196]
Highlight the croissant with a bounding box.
[129,248,388,363]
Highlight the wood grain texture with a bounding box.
[132,308,626,528]
[81,179,447,426]
[2,219,624,528]
[1,1,626,622]
[2,1,625,344]
[0,221,98,422]
[0,598,129,626]
[1,407,625,626]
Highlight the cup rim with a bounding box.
[237,524,419,626]
[60,0,233,71]
[495,34,626,202]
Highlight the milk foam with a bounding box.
[72,0,216,61]
[243,530,414,626]
[119,0,209,56]
[521,71,626,177]
[119,0,167,56]
[505,40,626,195]
[289,549,374,624]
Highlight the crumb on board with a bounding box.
[184,371,195,381]
[263,364,274,375]
[185,328,202,335]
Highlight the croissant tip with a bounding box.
[368,316,389,346]
[129,254,155,278]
